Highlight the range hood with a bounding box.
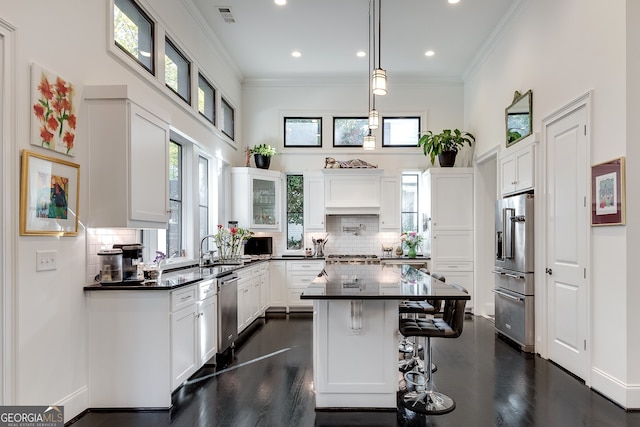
[325,207,380,216]
[323,168,383,216]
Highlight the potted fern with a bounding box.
[417,129,475,167]
[250,144,276,169]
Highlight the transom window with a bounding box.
[383,117,420,147]
[165,38,191,104]
[284,117,322,147]
[221,97,235,140]
[113,0,154,74]
[333,117,368,147]
[198,73,216,125]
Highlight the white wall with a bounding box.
[465,0,637,408]
[242,79,466,172]
[0,0,242,420]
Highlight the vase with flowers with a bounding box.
[400,231,423,259]
[213,224,253,262]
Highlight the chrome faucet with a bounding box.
[199,234,217,267]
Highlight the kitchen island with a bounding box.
[300,264,469,410]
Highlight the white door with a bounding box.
[545,104,588,379]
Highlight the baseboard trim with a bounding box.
[57,385,88,424]
[591,367,640,410]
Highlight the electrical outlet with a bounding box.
[36,250,57,271]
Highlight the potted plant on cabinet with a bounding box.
[250,144,277,169]
[417,129,475,167]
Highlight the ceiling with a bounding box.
[190,0,516,82]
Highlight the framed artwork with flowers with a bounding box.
[31,63,77,156]
[20,150,80,236]
[591,157,625,226]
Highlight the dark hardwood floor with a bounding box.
[69,314,640,427]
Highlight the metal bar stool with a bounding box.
[399,284,468,415]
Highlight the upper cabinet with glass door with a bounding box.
[231,167,282,231]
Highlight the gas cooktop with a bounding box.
[326,254,380,264]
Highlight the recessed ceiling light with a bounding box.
[425,50,435,57]
[291,51,302,58]
[275,0,286,5]
[448,0,460,4]
[356,51,366,57]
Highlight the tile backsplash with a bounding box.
[86,228,140,283]
[263,216,409,257]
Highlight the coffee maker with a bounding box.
[113,243,144,281]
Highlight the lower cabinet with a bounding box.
[170,300,199,390]
[86,282,218,409]
[286,260,325,311]
[170,282,218,390]
[198,280,218,365]
[269,261,287,308]
[237,262,270,334]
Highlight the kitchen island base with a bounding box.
[313,299,398,409]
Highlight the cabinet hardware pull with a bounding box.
[181,296,192,301]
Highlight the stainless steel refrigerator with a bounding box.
[493,193,535,352]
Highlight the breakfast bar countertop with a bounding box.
[301,264,469,301]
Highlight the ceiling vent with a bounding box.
[217,7,236,23]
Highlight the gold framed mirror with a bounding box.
[505,90,532,147]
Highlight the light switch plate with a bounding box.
[36,250,57,271]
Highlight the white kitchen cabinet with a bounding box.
[304,171,326,231]
[86,281,218,408]
[269,261,287,309]
[231,167,283,231]
[258,262,270,313]
[198,280,218,365]
[287,260,324,310]
[500,143,535,197]
[323,169,383,214]
[170,285,199,390]
[423,168,474,311]
[84,85,170,229]
[237,262,269,333]
[379,175,401,231]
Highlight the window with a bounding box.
[198,73,216,125]
[165,38,191,104]
[221,97,235,140]
[333,117,368,147]
[401,173,419,232]
[199,156,209,251]
[113,0,154,74]
[167,141,183,257]
[287,175,304,250]
[382,117,421,147]
[284,117,322,147]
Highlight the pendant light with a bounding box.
[363,0,376,150]
[371,0,387,96]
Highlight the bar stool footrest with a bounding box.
[400,390,456,415]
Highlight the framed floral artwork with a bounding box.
[591,157,625,226]
[31,63,77,156]
[20,150,80,236]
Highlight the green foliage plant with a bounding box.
[417,129,475,165]
[250,144,277,157]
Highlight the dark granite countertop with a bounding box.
[84,259,270,291]
[300,264,468,301]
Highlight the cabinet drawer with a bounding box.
[171,285,197,312]
[287,289,313,307]
[430,261,473,272]
[287,261,324,272]
[198,280,217,300]
[289,272,319,287]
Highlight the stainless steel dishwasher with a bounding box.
[217,272,239,354]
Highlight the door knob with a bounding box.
[545,268,553,275]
